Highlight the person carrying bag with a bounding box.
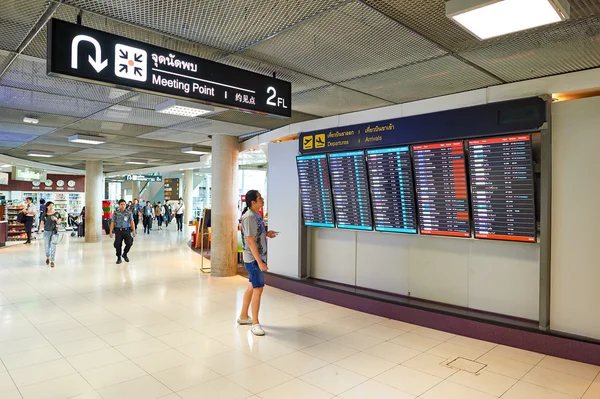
[38,201,61,268]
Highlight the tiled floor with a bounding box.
[0,229,599,399]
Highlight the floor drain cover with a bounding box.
[444,357,487,374]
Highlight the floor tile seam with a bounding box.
[1,358,25,399]
[447,368,520,397]
[474,351,538,371]
[220,370,293,396]
[45,352,95,396]
[78,359,151,391]
[527,364,600,382]
[334,350,416,380]
[517,374,590,398]
[581,378,599,399]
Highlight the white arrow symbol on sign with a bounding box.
[71,35,108,73]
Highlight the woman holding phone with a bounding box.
[237,190,278,336]
[37,201,62,268]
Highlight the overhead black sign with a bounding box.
[47,19,291,117]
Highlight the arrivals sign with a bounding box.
[47,19,292,117]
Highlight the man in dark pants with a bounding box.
[131,198,141,230]
[109,199,136,264]
[163,199,172,229]
[142,200,154,234]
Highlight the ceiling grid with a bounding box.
[0,0,598,172]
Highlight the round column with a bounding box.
[184,169,194,229]
[210,134,239,277]
[85,160,103,243]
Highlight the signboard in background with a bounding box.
[47,19,292,117]
[0,172,8,185]
[126,174,162,182]
[12,166,47,182]
[164,178,180,201]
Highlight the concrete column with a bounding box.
[132,181,140,201]
[210,135,239,277]
[183,170,194,228]
[121,183,126,201]
[85,160,103,243]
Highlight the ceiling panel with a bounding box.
[1,55,133,103]
[0,50,15,73]
[0,107,80,128]
[208,109,318,130]
[0,86,112,118]
[218,54,329,93]
[0,132,38,143]
[0,0,50,52]
[292,85,393,117]
[62,0,347,52]
[460,16,600,82]
[340,56,501,104]
[138,129,211,144]
[0,141,24,149]
[66,119,160,137]
[23,3,229,60]
[87,106,194,127]
[0,122,56,136]
[170,117,262,136]
[243,1,446,82]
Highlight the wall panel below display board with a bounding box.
[0,173,85,192]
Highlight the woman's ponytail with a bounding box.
[241,190,259,217]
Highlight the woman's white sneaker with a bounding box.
[251,324,265,336]
[237,317,253,325]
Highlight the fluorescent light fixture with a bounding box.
[23,117,39,124]
[68,134,106,145]
[156,99,214,117]
[125,160,147,165]
[446,0,570,40]
[1,164,10,168]
[27,150,53,158]
[181,146,210,155]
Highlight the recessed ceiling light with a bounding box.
[446,0,570,40]
[156,99,214,117]
[23,117,39,124]
[181,146,210,155]
[27,150,54,158]
[125,160,147,165]
[68,134,106,145]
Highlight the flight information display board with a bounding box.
[468,135,536,242]
[296,154,335,228]
[328,151,373,230]
[366,147,418,234]
[413,141,471,237]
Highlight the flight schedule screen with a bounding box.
[328,151,373,230]
[413,141,471,237]
[366,147,417,234]
[296,154,335,228]
[468,135,536,242]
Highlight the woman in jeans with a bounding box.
[37,201,62,268]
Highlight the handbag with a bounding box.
[17,211,27,223]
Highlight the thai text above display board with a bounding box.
[296,155,335,228]
[467,135,536,242]
[328,151,373,231]
[47,19,291,117]
[413,141,471,238]
[366,147,417,234]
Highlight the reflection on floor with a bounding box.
[0,228,598,399]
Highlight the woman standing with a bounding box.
[237,190,277,336]
[37,201,62,267]
[156,201,164,231]
[23,197,36,244]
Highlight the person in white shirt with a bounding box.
[23,197,36,244]
[174,198,185,232]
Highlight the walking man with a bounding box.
[174,198,185,232]
[163,199,172,229]
[109,199,136,264]
[156,201,164,231]
[142,200,154,234]
[131,198,141,230]
[23,197,36,244]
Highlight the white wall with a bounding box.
[266,141,302,278]
[311,231,540,319]
[550,96,600,340]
